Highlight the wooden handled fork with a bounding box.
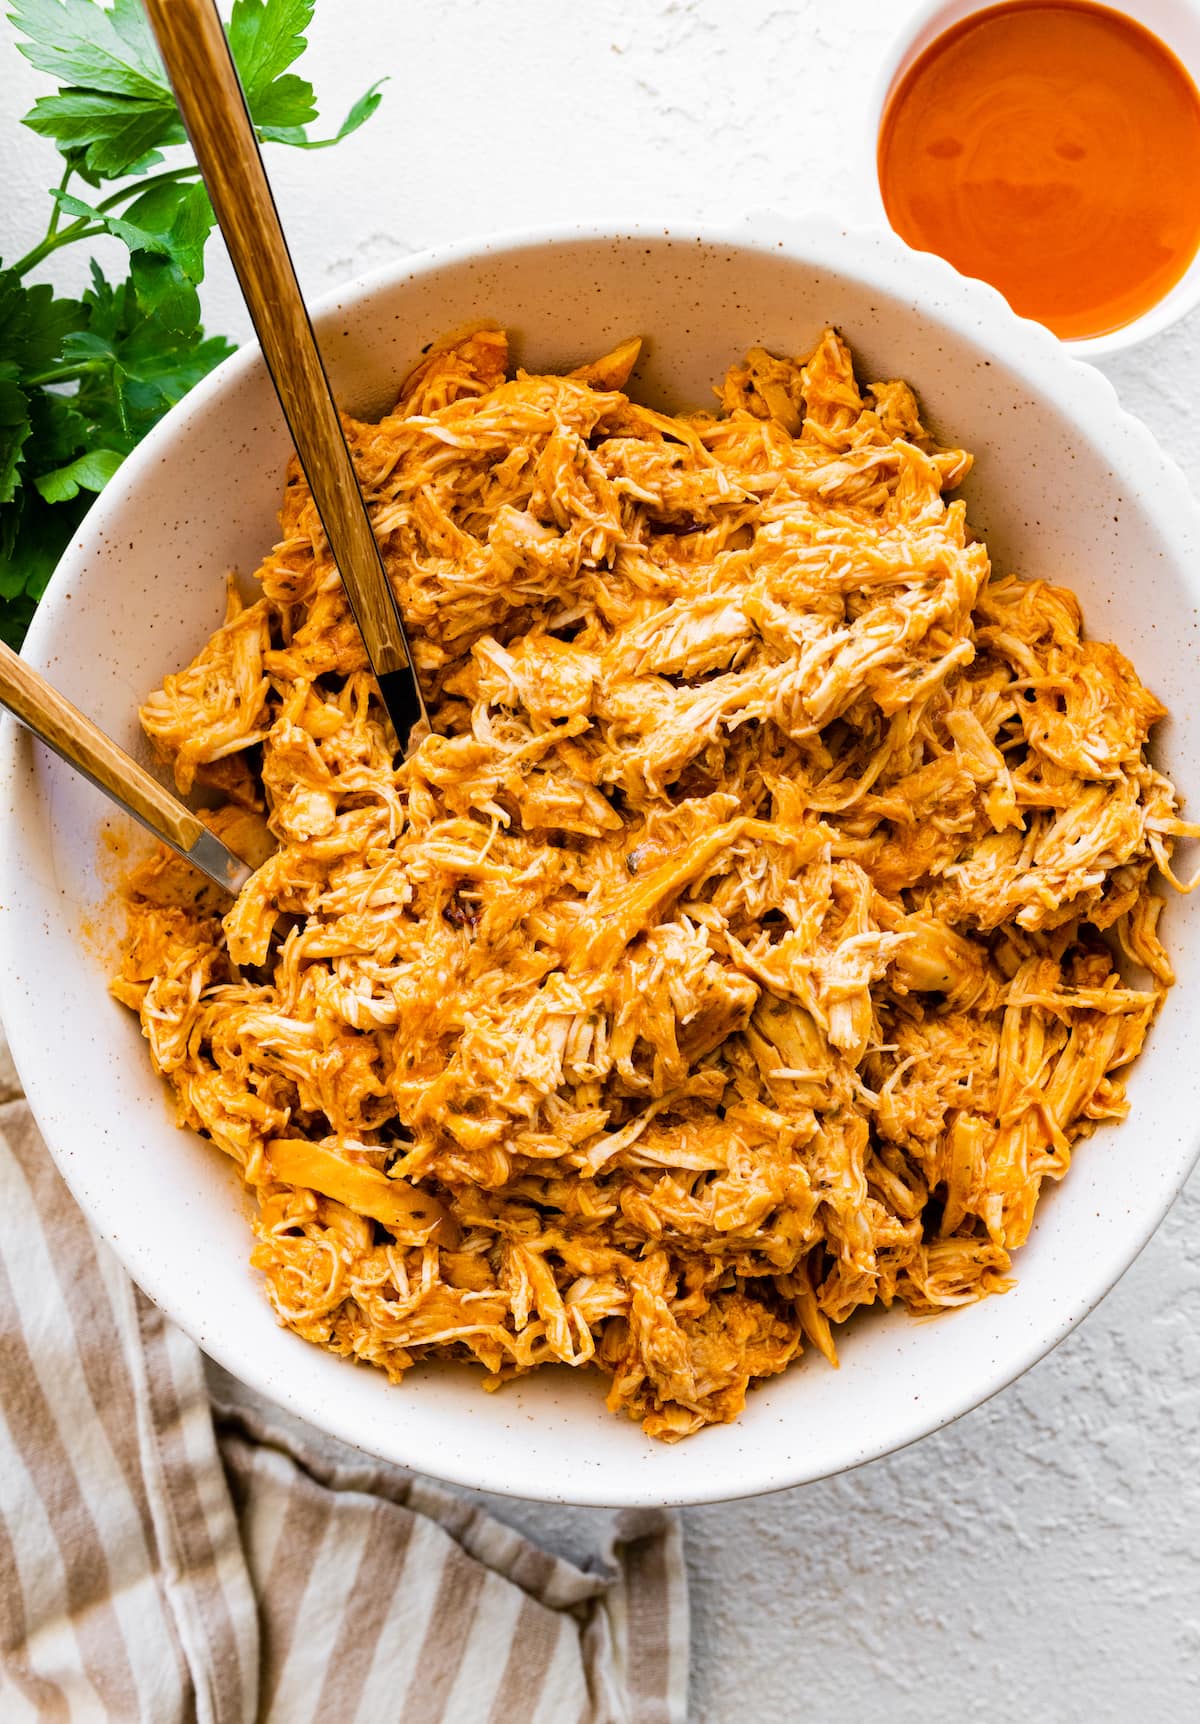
[142,0,430,749]
[0,639,254,893]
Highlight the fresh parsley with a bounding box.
[0,0,384,648]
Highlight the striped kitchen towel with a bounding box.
[0,1060,689,1723]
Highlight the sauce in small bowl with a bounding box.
[877,0,1200,343]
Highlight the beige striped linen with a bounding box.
[0,1037,689,1724]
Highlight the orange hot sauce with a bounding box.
[878,1,1200,339]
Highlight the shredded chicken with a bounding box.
[113,324,1196,1440]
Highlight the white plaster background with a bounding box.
[2,2,1199,1717]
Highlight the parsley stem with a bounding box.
[44,163,73,243]
[11,220,101,276]
[22,361,108,387]
[95,164,201,214]
[13,167,202,275]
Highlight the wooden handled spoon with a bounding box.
[142,0,430,748]
[0,639,253,894]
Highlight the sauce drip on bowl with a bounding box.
[877,0,1200,340]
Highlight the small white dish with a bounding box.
[866,0,1200,357]
[2,218,1199,1505]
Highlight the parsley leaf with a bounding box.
[56,180,217,331]
[73,263,234,447]
[34,447,124,503]
[260,77,387,149]
[0,485,84,641]
[9,0,166,100]
[227,0,312,95]
[22,88,183,179]
[1,0,382,647]
[12,0,180,178]
[0,385,99,626]
[13,0,380,165]
[0,269,84,379]
[0,377,33,507]
[229,0,316,126]
[26,390,89,469]
[227,1,384,145]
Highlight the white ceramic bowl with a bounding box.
[3,219,1199,1507]
[865,0,1200,358]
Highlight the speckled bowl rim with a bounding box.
[3,215,1200,1506]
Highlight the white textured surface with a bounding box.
[1,3,1198,1717]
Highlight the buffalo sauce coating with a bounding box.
[878,0,1200,339]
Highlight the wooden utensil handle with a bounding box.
[143,0,423,711]
[0,640,203,851]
